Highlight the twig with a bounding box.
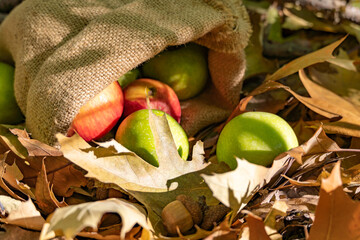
[277,0,360,24]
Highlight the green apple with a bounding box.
[216,112,298,169]
[117,68,141,88]
[0,62,24,124]
[142,43,209,100]
[115,109,189,167]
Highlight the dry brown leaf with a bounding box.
[245,212,271,240]
[308,162,360,239]
[265,36,346,82]
[0,196,45,231]
[0,125,28,160]
[0,152,26,200]
[263,201,288,239]
[309,58,360,106]
[0,127,88,198]
[202,218,239,240]
[11,129,62,157]
[290,119,317,145]
[35,159,67,215]
[0,224,41,240]
[296,69,360,137]
[340,137,360,169]
[276,126,340,166]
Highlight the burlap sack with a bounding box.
[0,0,251,146]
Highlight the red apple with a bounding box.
[67,81,124,141]
[123,78,181,122]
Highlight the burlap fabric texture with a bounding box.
[0,0,251,146]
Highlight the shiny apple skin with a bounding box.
[123,78,181,123]
[67,81,124,141]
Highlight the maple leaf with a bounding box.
[57,111,227,235]
[201,155,291,216]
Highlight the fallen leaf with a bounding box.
[339,137,360,169]
[40,198,149,240]
[202,217,239,240]
[57,111,223,236]
[265,36,346,82]
[0,125,27,160]
[297,69,360,137]
[58,111,206,191]
[35,159,67,215]
[0,195,45,231]
[245,212,271,240]
[201,156,290,216]
[308,64,360,107]
[0,127,88,197]
[308,162,360,239]
[263,201,288,239]
[0,224,41,240]
[290,119,317,145]
[0,152,26,200]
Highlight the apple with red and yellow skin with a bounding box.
[216,111,299,169]
[67,81,124,142]
[123,78,181,123]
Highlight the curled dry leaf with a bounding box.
[40,198,149,240]
[35,159,67,215]
[308,162,360,240]
[0,151,27,200]
[309,54,360,106]
[0,127,88,197]
[0,195,45,231]
[264,36,346,82]
[296,69,360,137]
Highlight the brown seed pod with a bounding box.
[200,204,231,230]
[176,194,203,225]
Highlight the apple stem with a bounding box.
[145,87,151,109]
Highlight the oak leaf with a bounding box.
[40,198,149,240]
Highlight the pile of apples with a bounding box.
[67,43,209,166]
[0,42,299,169]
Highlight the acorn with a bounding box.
[161,200,194,235]
[161,195,203,235]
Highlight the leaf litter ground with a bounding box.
[2,1,360,239]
